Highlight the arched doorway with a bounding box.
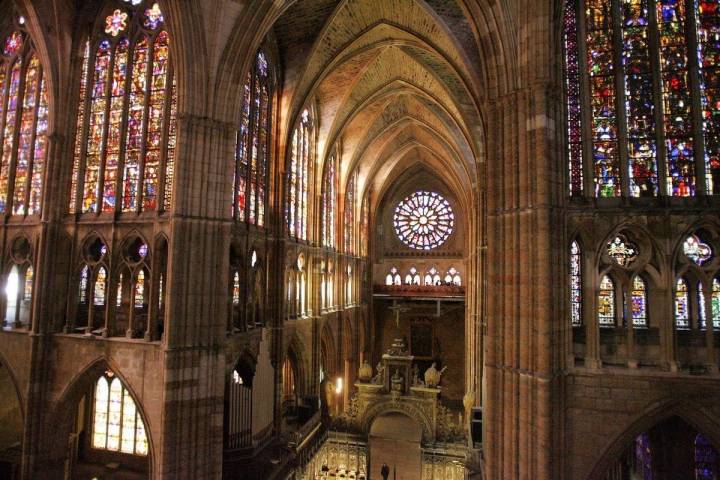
[0,360,22,479]
[369,412,422,480]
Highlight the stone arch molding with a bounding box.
[360,398,434,442]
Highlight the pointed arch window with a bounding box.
[675,277,690,329]
[598,275,616,326]
[92,372,148,456]
[344,171,356,254]
[386,267,401,286]
[69,1,177,214]
[630,275,648,327]
[405,267,421,286]
[234,51,272,226]
[0,28,49,215]
[570,241,582,326]
[321,153,336,248]
[445,267,461,286]
[563,0,720,197]
[287,109,313,240]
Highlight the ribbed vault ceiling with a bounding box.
[272,0,485,212]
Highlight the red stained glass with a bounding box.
[564,0,584,196]
[12,56,41,214]
[0,59,22,212]
[3,31,24,57]
[103,39,129,212]
[697,0,720,194]
[122,36,148,212]
[29,76,48,215]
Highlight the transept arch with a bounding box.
[586,399,720,480]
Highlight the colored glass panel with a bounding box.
[345,172,355,254]
[288,110,311,239]
[587,0,621,197]
[607,235,638,265]
[684,234,713,264]
[635,433,653,480]
[92,377,109,448]
[122,36,148,211]
[3,31,24,57]
[134,270,145,308]
[697,0,720,194]
[70,41,90,213]
[657,0,695,196]
[107,377,122,450]
[28,75,48,214]
[322,155,336,248]
[394,191,454,250]
[142,31,169,211]
[23,266,33,301]
[12,56,40,214]
[235,73,251,220]
[163,78,176,211]
[94,267,107,306]
[623,0,658,197]
[571,241,582,326]
[675,277,690,328]
[631,275,647,327]
[143,3,164,30]
[102,39,129,212]
[233,271,240,305]
[120,389,137,454]
[695,434,719,479]
[565,0,584,195]
[105,9,128,37]
[83,40,112,213]
[598,275,616,326]
[0,60,22,212]
[79,266,89,304]
[713,277,720,329]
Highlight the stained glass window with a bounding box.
[393,191,454,250]
[232,271,240,305]
[79,266,89,304]
[607,235,638,266]
[570,241,582,326]
[405,267,421,286]
[699,282,707,329]
[675,277,690,328]
[23,266,33,302]
[69,1,176,214]
[116,273,123,307]
[344,171,356,254]
[635,433,653,480]
[696,434,720,479]
[697,1,720,195]
[134,270,145,308]
[598,275,616,326]
[564,0,584,195]
[386,267,401,286]
[234,51,272,226]
[684,234,713,265]
[92,373,148,456]
[712,277,720,330]
[424,267,441,286]
[565,0,720,197]
[445,267,462,286]
[94,267,107,306]
[0,29,48,215]
[322,154,336,248]
[631,275,648,327]
[360,195,369,257]
[287,109,312,240]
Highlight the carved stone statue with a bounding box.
[424,362,447,388]
[411,364,422,387]
[391,369,403,393]
[372,361,385,385]
[358,360,373,383]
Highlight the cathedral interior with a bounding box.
[0,0,719,479]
